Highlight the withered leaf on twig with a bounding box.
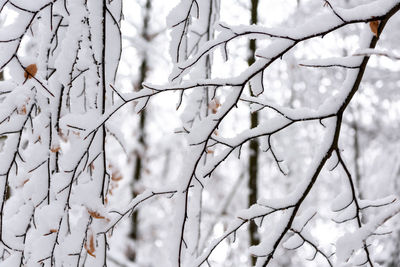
[88,209,105,219]
[369,20,379,37]
[24,64,37,79]
[85,234,96,258]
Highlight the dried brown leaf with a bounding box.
[50,146,61,153]
[44,229,58,236]
[85,234,96,258]
[369,20,379,37]
[20,105,27,115]
[88,210,105,219]
[24,64,37,79]
[111,174,122,182]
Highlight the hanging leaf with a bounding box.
[206,149,214,154]
[369,20,379,37]
[208,99,220,114]
[88,209,105,219]
[111,174,122,182]
[20,105,27,114]
[44,229,58,236]
[110,165,123,181]
[50,146,61,153]
[85,234,96,258]
[24,64,37,79]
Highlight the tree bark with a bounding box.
[248,0,259,266]
[128,0,151,261]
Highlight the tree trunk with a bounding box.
[248,0,259,266]
[128,0,151,262]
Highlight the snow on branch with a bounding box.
[0,0,123,265]
[0,0,399,266]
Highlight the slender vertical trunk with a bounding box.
[191,0,217,257]
[0,71,7,201]
[352,121,362,193]
[101,0,107,204]
[130,57,148,241]
[248,0,259,266]
[350,108,365,226]
[98,1,109,264]
[129,0,151,260]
